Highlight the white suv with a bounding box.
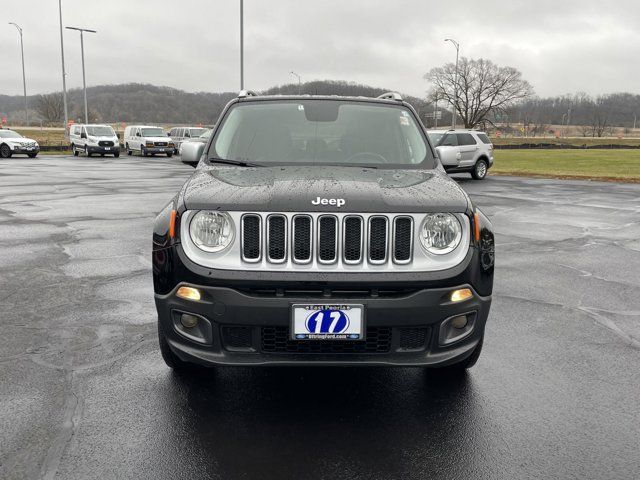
[70,124,120,157]
[428,129,494,180]
[0,129,39,158]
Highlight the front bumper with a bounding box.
[87,145,120,154]
[144,146,173,154]
[12,146,39,154]
[155,282,491,367]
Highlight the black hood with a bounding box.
[182,165,470,213]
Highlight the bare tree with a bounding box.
[425,58,533,128]
[36,93,64,125]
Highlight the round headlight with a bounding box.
[419,213,462,254]
[189,211,235,252]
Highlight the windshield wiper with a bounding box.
[208,157,263,167]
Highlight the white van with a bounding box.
[69,124,120,157]
[168,127,208,154]
[123,125,174,157]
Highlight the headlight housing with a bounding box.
[419,213,462,255]
[189,211,234,252]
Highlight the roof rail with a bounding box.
[238,90,259,98]
[377,92,403,101]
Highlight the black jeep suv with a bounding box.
[152,91,495,372]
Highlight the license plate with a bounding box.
[158,148,164,152]
[104,147,110,150]
[292,304,364,340]
[27,147,34,150]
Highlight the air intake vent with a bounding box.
[343,216,363,263]
[318,216,337,263]
[242,215,261,261]
[393,217,413,263]
[293,215,312,263]
[368,216,388,263]
[267,215,286,262]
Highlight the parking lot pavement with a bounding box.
[1,155,639,480]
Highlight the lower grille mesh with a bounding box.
[262,326,391,354]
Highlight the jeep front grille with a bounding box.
[181,211,471,272]
[243,213,413,267]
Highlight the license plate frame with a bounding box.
[291,304,365,341]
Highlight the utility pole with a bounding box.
[8,22,28,126]
[445,38,460,129]
[58,0,69,134]
[66,27,97,124]
[240,0,244,90]
[290,71,301,94]
[634,114,637,130]
[434,93,438,129]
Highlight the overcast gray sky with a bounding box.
[1,0,639,98]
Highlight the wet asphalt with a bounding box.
[1,155,639,480]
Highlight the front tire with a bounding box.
[114,151,120,158]
[28,153,38,158]
[0,144,12,158]
[167,152,173,158]
[158,322,192,372]
[472,159,488,180]
[126,143,132,156]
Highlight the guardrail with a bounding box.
[494,143,640,150]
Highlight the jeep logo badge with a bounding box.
[311,197,346,208]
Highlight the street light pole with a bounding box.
[240,0,244,90]
[444,38,460,129]
[66,26,97,124]
[58,0,69,133]
[290,71,301,94]
[8,22,28,126]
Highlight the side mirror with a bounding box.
[80,132,87,139]
[181,142,205,168]
[116,133,121,139]
[136,132,141,137]
[435,146,461,166]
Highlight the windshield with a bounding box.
[141,128,165,137]
[210,100,433,168]
[86,126,115,136]
[428,131,446,146]
[0,130,22,139]
[189,128,206,137]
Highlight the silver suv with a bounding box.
[428,130,494,180]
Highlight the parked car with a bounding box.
[168,127,208,154]
[0,129,39,158]
[178,129,212,155]
[427,129,494,180]
[153,91,495,374]
[124,125,174,157]
[69,124,120,157]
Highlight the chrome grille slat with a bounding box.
[343,216,363,264]
[393,216,413,264]
[241,214,261,262]
[267,215,287,263]
[318,215,338,263]
[368,216,388,264]
[292,215,312,263]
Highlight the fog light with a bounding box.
[176,286,201,301]
[450,288,473,303]
[180,313,199,329]
[450,315,468,329]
